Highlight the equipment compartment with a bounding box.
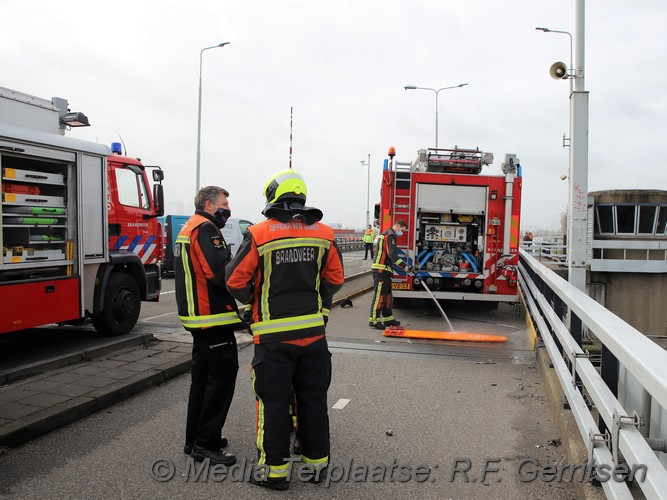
[1,152,73,275]
[2,166,65,185]
[2,192,65,207]
[3,248,66,263]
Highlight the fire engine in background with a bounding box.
[376,146,522,308]
[0,87,164,336]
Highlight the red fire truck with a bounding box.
[0,86,164,335]
[376,146,522,308]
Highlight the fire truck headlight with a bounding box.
[474,280,483,289]
[463,279,472,287]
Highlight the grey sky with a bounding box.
[2,0,665,230]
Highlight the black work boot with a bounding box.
[191,443,236,465]
[184,435,228,455]
[309,465,329,484]
[249,476,289,491]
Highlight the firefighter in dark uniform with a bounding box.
[226,170,344,491]
[174,186,243,466]
[369,219,409,329]
[291,292,333,457]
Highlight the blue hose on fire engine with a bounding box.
[460,252,479,273]
[419,251,435,269]
[417,248,430,261]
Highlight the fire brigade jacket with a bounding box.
[371,228,407,274]
[174,211,243,331]
[225,217,344,343]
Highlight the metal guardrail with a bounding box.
[336,239,364,252]
[520,241,568,264]
[519,248,667,499]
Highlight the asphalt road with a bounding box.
[0,250,575,499]
[0,251,371,374]
[142,249,372,328]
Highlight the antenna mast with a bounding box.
[289,107,293,169]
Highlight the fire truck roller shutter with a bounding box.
[416,184,486,214]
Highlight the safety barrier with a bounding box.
[336,237,364,252]
[519,248,667,499]
[520,240,568,264]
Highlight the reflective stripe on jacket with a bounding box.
[371,228,406,274]
[363,229,375,243]
[174,212,243,331]
[225,218,344,343]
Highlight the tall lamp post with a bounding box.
[360,154,371,228]
[196,42,229,194]
[404,83,468,148]
[536,1,588,293]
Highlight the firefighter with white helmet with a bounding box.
[226,169,344,490]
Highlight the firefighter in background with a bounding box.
[362,224,376,260]
[174,186,243,466]
[369,219,409,329]
[226,170,344,491]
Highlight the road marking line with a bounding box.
[332,398,350,410]
[140,312,178,322]
[161,290,175,295]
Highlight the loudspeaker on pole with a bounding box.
[549,61,569,80]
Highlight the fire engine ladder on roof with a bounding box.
[391,161,413,270]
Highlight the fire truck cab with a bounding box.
[377,146,522,307]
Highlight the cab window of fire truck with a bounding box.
[115,167,150,210]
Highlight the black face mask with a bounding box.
[214,208,231,227]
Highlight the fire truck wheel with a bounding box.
[93,272,141,336]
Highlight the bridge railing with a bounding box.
[335,237,364,252]
[519,249,667,499]
[520,240,568,264]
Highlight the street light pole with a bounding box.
[404,83,468,148]
[196,42,229,194]
[535,0,588,292]
[361,154,370,227]
[536,0,588,292]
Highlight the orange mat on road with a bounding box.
[383,327,507,343]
